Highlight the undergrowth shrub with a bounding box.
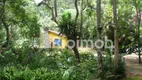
[0,48,126,80]
[102,54,126,80]
[1,66,62,80]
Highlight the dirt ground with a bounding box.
[123,53,142,77]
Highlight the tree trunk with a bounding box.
[73,41,80,63]
[79,0,83,46]
[0,0,9,47]
[113,0,119,66]
[138,21,141,64]
[54,0,57,17]
[96,0,103,78]
[74,0,79,23]
[54,0,57,22]
[137,11,141,64]
[133,1,141,64]
[2,19,9,47]
[73,0,80,63]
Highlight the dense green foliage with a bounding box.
[0,48,125,80]
[0,0,142,80]
[0,0,40,48]
[59,12,75,39]
[0,48,95,80]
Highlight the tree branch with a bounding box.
[38,1,52,9]
[82,0,88,11]
[2,18,9,46]
[74,0,79,25]
[38,1,58,24]
[0,0,6,21]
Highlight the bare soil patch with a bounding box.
[123,53,142,77]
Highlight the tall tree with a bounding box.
[96,0,103,78]
[79,0,88,44]
[132,0,141,64]
[73,0,80,63]
[0,0,9,47]
[113,0,119,66]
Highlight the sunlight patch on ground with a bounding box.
[123,53,142,78]
[123,53,142,61]
[124,77,142,80]
[78,48,96,53]
[78,47,98,56]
